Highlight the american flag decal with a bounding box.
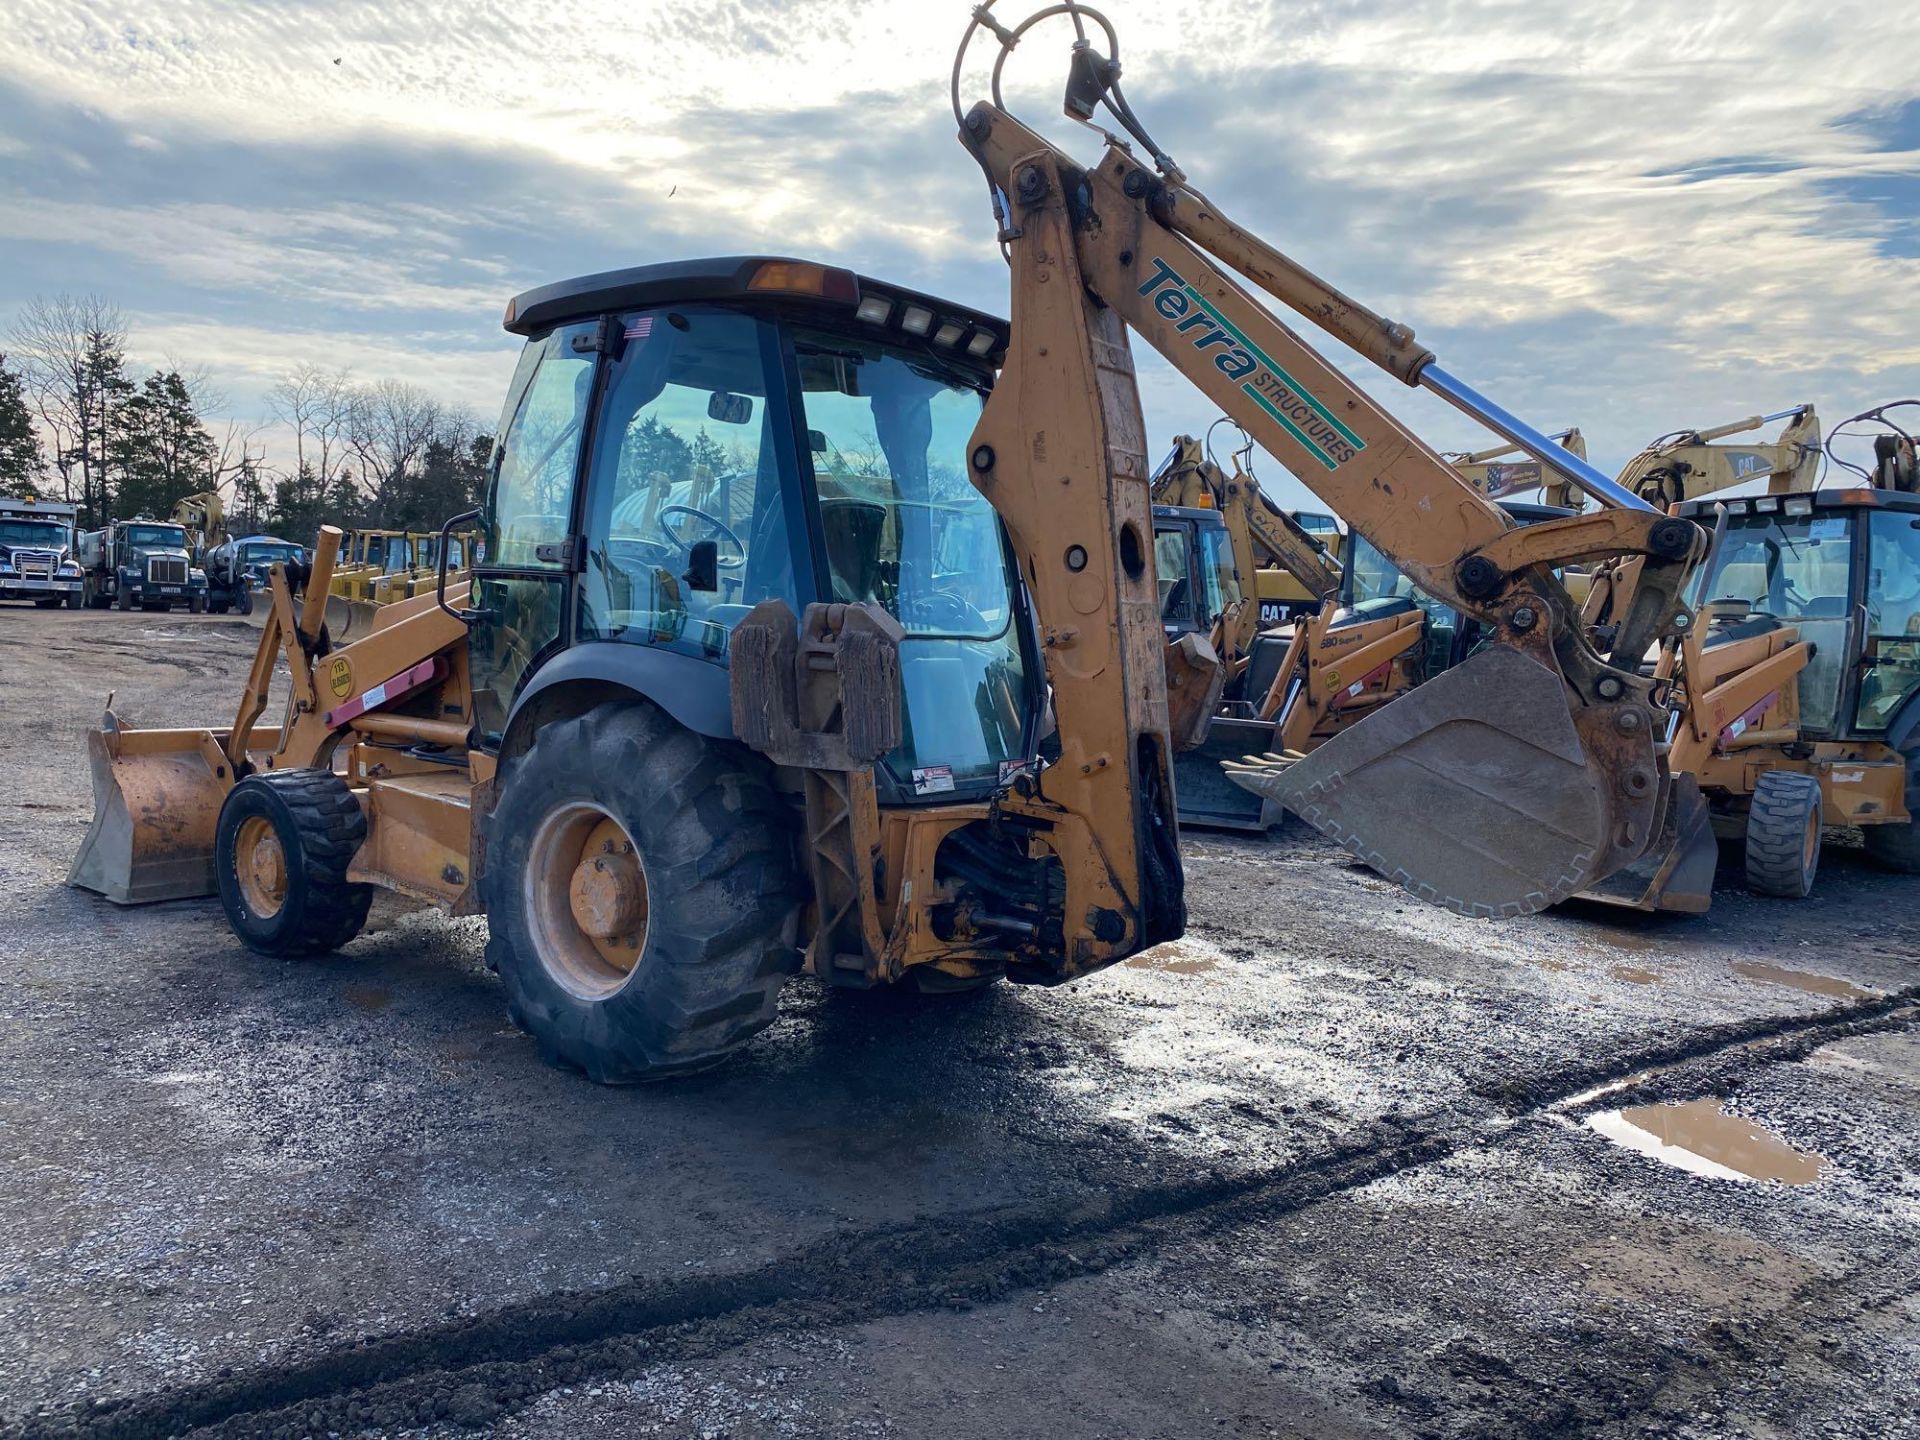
[624,315,654,339]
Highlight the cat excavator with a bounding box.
[68,2,1708,1081]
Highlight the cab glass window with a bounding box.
[577,308,796,658]
[1858,510,1920,731]
[485,328,596,568]
[1345,533,1420,607]
[1155,528,1193,626]
[1696,514,1854,620]
[792,331,1028,788]
[1197,522,1242,618]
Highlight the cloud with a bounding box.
[0,0,1915,510]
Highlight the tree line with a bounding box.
[0,294,491,546]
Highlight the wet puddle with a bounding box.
[1729,961,1871,1002]
[1609,965,1664,986]
[343,984,393,1012]
[1586,1099,1827,1185]
[1125,941,1220,976]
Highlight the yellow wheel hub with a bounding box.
[235,814,289,919]
[526,806,649,999]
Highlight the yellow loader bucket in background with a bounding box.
[67,711,231,905]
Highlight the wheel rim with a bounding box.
[235,814,289,919]
[525,802,648,1000]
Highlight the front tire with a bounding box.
[64,590,82,609]
[481,701,801,1082]
[236,586,255,617]
[215,769,373,956]
[189,594,206,614]
[114,587,132,612]
[1745,771,1822,898]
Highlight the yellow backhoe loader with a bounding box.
[1580,400,1920,908]
[69,3,1708,1081]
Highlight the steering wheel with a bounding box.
[902,588,991,634]
[658,504,746,570]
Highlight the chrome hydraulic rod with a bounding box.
[1419,365,1656,513]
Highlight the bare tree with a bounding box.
[8,294,129,525]
[344,377,445,521]
[269,363,356,489]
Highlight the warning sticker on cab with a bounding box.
[912,765,955,796]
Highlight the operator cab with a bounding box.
[1151,504,1241,639]
[1338,500,1574,675]
[1680,490,1920,739]
[475,256,1038,804]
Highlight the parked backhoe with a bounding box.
[1582,400,1920,908]
[70,3,1709,1082]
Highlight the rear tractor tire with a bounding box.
[215,769,373,956]
[481,700,802,1083]
[1744,771,1823,899]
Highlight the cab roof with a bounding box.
[504,255,1009,367]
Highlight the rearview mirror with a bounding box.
[683,539,719,593]
[708,392,752,425]
[809,430,828,454]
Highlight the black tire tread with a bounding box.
[482,702,801,1083]
[1745,770,1822,899]
[226,769,372,954]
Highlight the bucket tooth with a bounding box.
[68,719,226,905]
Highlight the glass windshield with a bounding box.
[1696,513,1854,620]
[1155,526,1194,627]
[794,331,1028,789]
[1346,533,1420,606]
[242,543,302,565]
[1198,522,1241,618]
[1858,509,1920,731]
[1295,512,1339,537]
[125,525,186,548]
[0,520,67,548]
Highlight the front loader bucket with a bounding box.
[68,713,228,905]
[1176,716,1286,831]
[1577,773,1717,915]
[1225,645,1636,918]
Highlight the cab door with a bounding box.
[470,321,601,745]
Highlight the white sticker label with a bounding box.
[1831,769,1866,785]
[1808,517,1848,542]
[912,765,955,796]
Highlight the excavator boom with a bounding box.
[956,9,1706,915]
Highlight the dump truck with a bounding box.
[78,518,209,612]
[69,2,1708,1080]
[0,496,84,608]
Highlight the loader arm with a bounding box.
[959,62,1705,913]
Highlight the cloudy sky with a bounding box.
[2,0,1917,511]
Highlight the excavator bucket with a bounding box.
[67,712,229,905]
[1576,773,1718,914]
[1225,645,1631,917]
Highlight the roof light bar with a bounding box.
[855,295,893,325]
[966,329,997,358]
[1753,497,1780,513]
[1783,496,1813,516]
[900,305,934,336]
[933,321,968,347]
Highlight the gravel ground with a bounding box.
[0,605,1914,1439]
